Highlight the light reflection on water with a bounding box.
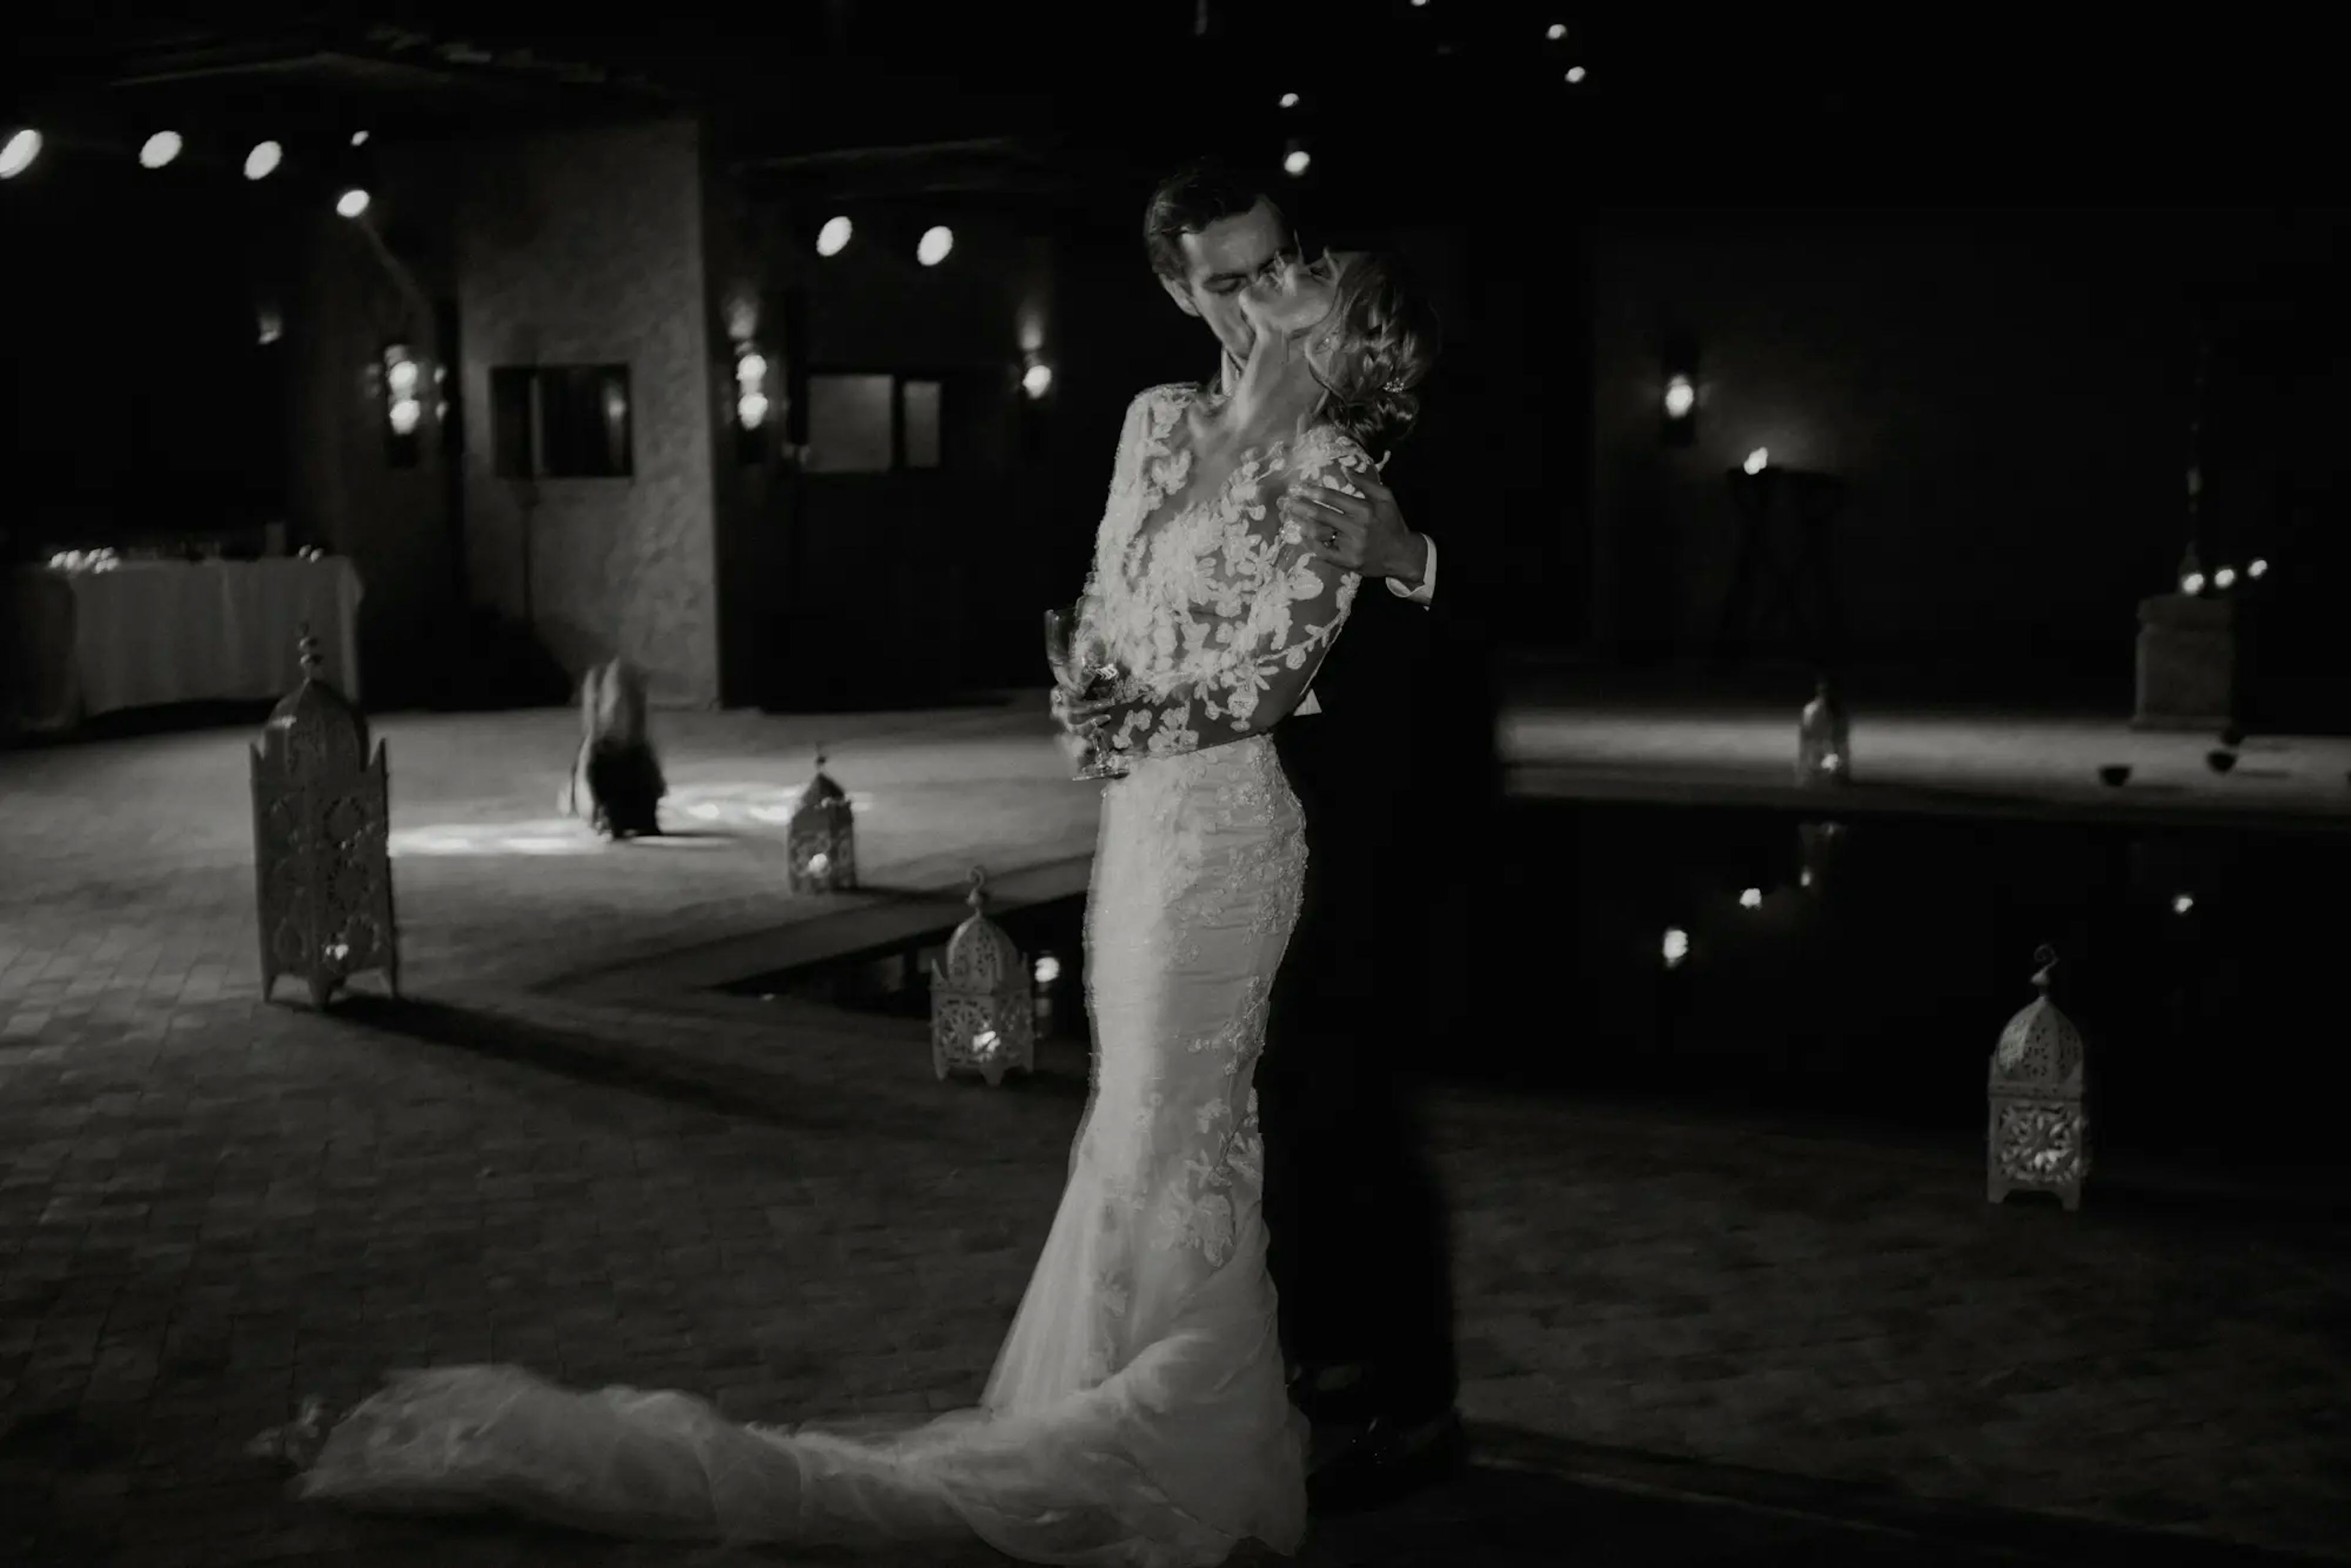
[716,803,2342,1168]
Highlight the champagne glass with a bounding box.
[1044,604,1124,780]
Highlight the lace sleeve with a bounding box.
[1091,430,1366,767]
[1074,388,1172,645]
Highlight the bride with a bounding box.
[284,250,1442,1567]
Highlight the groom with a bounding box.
[1142,159,1479,1511]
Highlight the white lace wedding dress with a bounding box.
[293,383,1368,1566]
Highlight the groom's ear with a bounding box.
[1158,273,1202,319]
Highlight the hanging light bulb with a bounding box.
[1283,141,1311,177]
[1280,92,1300,108]
[243,140,283,180]
[1662,927,1690,968]
[2247,557,2269,579]
[1548,23,1568,40]
[816,215,853,257]
[2213,565,2238,590]
[1664,374,1695,420]
[335,187,370,219]
[1022,361,1054,399]
[917,225,954,266]
[350,130,370,147]
[139,131,183,169]
[1565,65,1588,84]
[1744,447,1770,474]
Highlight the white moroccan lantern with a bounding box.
[786,751,855,893]
[1987,944,2091,1210]
[931,866,1033,1087]
[252,629,400,1008]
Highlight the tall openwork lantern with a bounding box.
[1987,944,2090,1210]
[931,866,1033,1087]
[252,629,400,1008]
[786,751,856,893]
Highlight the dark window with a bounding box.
[488,364,633,478]
[804,373,947,473]
[902,379,942,470]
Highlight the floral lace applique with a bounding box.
[1074,386,1366,773]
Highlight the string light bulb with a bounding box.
[140,131,182,169]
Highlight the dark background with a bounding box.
[4,5,2341,710]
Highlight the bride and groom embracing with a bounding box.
[282,159,1470,1566]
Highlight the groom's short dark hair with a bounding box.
[1144,160,1286,283]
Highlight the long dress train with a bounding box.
[292,383,1367,1566]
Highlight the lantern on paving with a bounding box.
[1987,944,2090,1211]
[787,751,856,893]
[1796,674,1851,786]
[252,628,400,1008]
[931,866,1033,1087]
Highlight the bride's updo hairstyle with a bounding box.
[1317,252,1442,452]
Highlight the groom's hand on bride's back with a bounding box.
[1283,474,1427,586]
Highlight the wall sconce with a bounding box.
[382,343,423,468]
[733,341,774,464]
[1661,332,1698,447]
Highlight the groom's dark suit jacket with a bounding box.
[1270,454,1500,1048]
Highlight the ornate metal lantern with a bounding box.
[1987,944,2090,1210]
[931,866,1033,1087]
[786,751,856,893]
[252,629,400,1008]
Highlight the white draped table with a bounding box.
[5,557,363,729]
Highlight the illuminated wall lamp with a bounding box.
[1661,333,1698,447]
[383,343,424,468]
[733,343,774,463]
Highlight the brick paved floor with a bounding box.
[3,703,2346,1566]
